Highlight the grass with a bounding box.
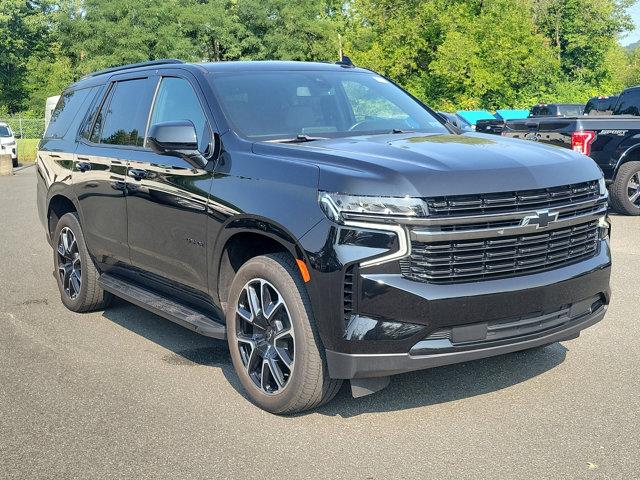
[16,138,40,163]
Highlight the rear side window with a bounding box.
[44,87,96,139]
[92,78,152,147]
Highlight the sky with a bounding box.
[622,1,640,45]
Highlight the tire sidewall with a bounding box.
[226,255,319,413]
[613,162,640,215]
[53,213,93,311]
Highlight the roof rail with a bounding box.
[83,59,185,79]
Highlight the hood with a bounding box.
[252,133,603,197]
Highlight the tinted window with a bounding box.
[584,99,597,114]
[150,77,209,152]
[96,79,151,146]
[605,96,619,112]
[210,71,446,140]
[557,105,583,117]
[89,85,115,144]
[614,89,640,116]
[44,87,95,139]
[530,106,551,117]
[0,126,11,137]
[342,80,408,123]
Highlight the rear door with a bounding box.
[125,72,216,294]
[74,75,156,268]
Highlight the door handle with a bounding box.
[76,162,91,172]
[128,168,148,181]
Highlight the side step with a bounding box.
[98,273,226,339]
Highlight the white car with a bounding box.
[0,122,18,167]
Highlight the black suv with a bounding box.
[38,60,612,414]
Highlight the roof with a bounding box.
[200,60,371,73]
[68,59,373,90]
[456,110,495,125]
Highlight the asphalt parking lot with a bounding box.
[1,165,639,479]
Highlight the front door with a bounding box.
[126,75,216,293]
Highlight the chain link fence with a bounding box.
[1,117,46,139]
[0,117,45,163]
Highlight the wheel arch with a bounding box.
[212,216,311,310]
[615,145,640,177]
[46,193,80,241]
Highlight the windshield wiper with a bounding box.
[390,129,415,134]
[268,134,328,144]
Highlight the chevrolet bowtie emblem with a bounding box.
[521,209,559,229]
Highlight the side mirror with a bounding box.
[14,133,21,139]
[148,120,198,153]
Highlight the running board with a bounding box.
[98,273,226,339]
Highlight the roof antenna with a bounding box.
[336,54,354,68]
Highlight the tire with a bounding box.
[609,161,640,216]
[12,158,18,168]
[53,212,112,312]
[226,253,342,414]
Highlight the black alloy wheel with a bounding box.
[627,171,640,207]
[57,226,82,300]
[235,278,295,395]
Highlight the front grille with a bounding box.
[403,220,599,284]
[425,181,599,217]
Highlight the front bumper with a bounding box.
[0,146,16,159]
[322,241,611,379]
[327,302,606,379]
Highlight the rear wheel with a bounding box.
[610,161,640,216]
[226,253,342,414]
[12,157,18,168]
[53,213,112,312]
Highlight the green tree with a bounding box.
[345,0,633,109]
[56,0,199,76]
[182,0,340,62]
[0,0,52,113]
[23,44,75,116]
[533,0,633,87]
[428,0,560,109]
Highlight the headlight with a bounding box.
[598,177,607,196]
[319,192,427,223]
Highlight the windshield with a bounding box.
[0,126,11,137]
[210,71,448,140]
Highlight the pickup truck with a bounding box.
[502,86,640,215]
[529,104,585,118]
[476,109,529,135]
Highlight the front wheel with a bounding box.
[610,161,640,215]
[53,212,112,312]
[226,253,342,414]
